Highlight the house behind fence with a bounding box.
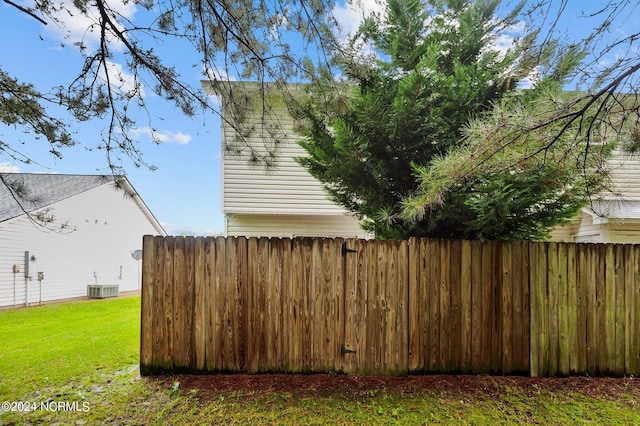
[140,235,640,377]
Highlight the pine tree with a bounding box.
[294,0,608,241]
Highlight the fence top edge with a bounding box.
[141,235,640,248]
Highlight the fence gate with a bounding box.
[341,239,409,375]
[241,237,410,375]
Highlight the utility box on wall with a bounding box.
[87,285,119,299]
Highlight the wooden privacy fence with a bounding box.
[140,236,640,377]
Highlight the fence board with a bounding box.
[363,241,377,373]
[354,238,368,372]
[193,238,206,370]
[421,239,432,372]
[162,237,174,370]
[521,241,531,373]
[408,239,420,372]
[605,244,616,375]
[212,237,225,371]
[566,243,578,375]
[547,242,559,375]
[528,242,539,377]
[586,244,598,375]
[501,242,513,374]
[172,237,185,369]
[624,245,635,375]
[480,241,493,374]
[439,240,451,372]
[531,242,549,377]
[558,242,569,376]
[614,245,625,376]
[513,241,529,373]
[184,237,195,368]
[269,238,283,371]
[595,244,606,375]
[634,246,640,374]
[374,241,387,374]
[470,240,482,373]
[140,235,155,372]
[277,240,295,372]
[384,241,396,374]
[575,244,587,374]
[428,239,440,372]
[397,240,409,374]
[460,240,472,373]
[449,240,462,373]
[288,239,302,371]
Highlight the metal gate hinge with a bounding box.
[342,242,357,255]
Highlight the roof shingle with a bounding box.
[0,173,115,223]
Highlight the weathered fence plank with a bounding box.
[585,244,598,375]
[140,235,154,371]
[408,239,421,372]
[449,240,462,373]
[569,243,579,375]
[627,246,640,375]
[500,242,513,374]
[575,244,587,374]
[614,244,625,376]
[470,240,482,373]
[460,240,472,373]
[558,242,569,376]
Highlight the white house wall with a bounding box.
[222,113,351,216]
[226,214,369,238]
[0,183,161,308]
[607,149,640,201]
[551,149,640,242]
[208,81,367,238]
[604,222,640,243]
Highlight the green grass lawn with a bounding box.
[1,295,639,425]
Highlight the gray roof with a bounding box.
[0,173,116,223]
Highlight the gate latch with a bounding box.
[340,344,356,356]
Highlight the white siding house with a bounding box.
[202,81,369,238]
[0,173,165,308]
[551,150,640,243]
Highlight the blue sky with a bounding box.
[0,1,224,235]
[1,1,638,236]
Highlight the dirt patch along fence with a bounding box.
[140,236,640,377]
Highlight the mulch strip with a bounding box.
[152,373,640,400]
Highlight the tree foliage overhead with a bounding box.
[1,0,340,173]
[294,0,613,241]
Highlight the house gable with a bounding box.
[0,174,114,223]
[0,174,165,308]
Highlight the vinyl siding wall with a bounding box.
[226,214,369,238]
[608,149,640,200]
[217,84,366,237]
[551,150,640,243]
[0,184,163,308]
[222,108,349,215]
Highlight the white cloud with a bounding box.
[0,163,21,173]
[99,60,145,98]
[333,0,385,39]
[129,127,192,145]
[36,0,137,51]
[518,66,541,89]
